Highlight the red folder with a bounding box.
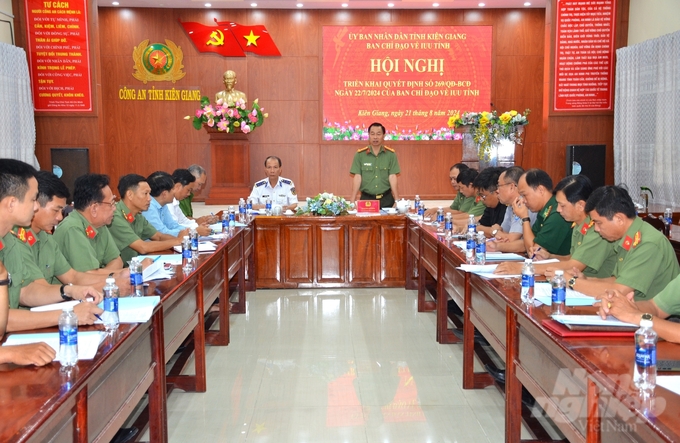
[356,200,380,214]
[542,319,635,338]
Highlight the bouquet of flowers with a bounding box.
[297,193,354,216]
[447,109,530,160]
[189,96,267,134]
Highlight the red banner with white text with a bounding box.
[322,26,491,141]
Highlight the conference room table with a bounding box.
[0,224,252,443]
[405,216,680,442]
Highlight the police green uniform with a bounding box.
[532,195,573,256]
[29,230,72,284]
[109,201,158,264]
[0,231,45,309]
[651,274,680,315]
[569,217,617,278]
[350,145,400,207]
[179,192,194,217]
[611,217,679,301]
[450,192,486,216]
[53,210,121,272]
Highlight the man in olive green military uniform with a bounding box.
[350,122,400,208]
[108,174,182,265]
[570,185,679,300]
[507,169,573,256]
[53,174,123,273]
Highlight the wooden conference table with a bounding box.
[0,224,253,443]
[406,217,680,442]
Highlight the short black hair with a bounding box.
[501,166,525,185]
[523,168,553,192]
[36,171,70,207]
[73,174,110,211]
[585,185,636,220]
[146,171,174,197]
[0,158,37,201]
[554,175,593,204]
[264,156,282,167]
[450,163,469,172]
[368,122,386,134]
[456,168,478,186]
[172,169,196,186]
[118,174,147,198]
[473,167,506,192]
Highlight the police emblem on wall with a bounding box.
[132,39,186,83]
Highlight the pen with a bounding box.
[531,247,541,260]
[152,255,161,262]
[94,313,104,322]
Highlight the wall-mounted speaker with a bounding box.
[565,145,605,189]
[51,148,90,200]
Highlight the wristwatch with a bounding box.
[491,229,498,237]
[641,313,653,323]
[568,275,578,290]
[60,283,73,301]
[0,273,10,286]
[521,217,531,223]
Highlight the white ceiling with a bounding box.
[104,0,546,10]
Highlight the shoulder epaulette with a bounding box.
[255,179,267,187]
[357,147,369,153]
[383,146,395,153]
[281,179,292,185]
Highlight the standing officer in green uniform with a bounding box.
[53,173,124,273]
[510,168,573,256]
[108,174,183,265]
[0,159,101,333]
[569,185,679,300]
[350,122,401,208]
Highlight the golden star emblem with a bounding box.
[244,30,260,46]
[253,422,266,434]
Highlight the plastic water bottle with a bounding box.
[664,208,672,238]
[475,232,486,264]
[58,305,78,368]
[551,270,566,316]
[102,277,120,332]
[181,235,193,272]
[465,227,476,264]
[634,317,658,391]
[238,198,247,223]
[228,207,236,232]
[417,205,425,222]
[444,213,453,238]
[435,207,444,231]
[265,198,272,216]
[520,259,535,304]
[221,211,228,233]
[246,197,253,220]
[128,257,143,297]
[190,228,199,260]
[414,194,421,212]
[467,214,477,232]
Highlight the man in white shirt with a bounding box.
[168,169,211,235]
[249,156,298,211]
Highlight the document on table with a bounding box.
[2,331,105,360]
[142,258,173,281]
[551,315,638,328]
[30,297,161,324]
[172,241,217,254]
[208,222,247,232]
[138,254,182,265]
[534,282,596,306]
[457,264,520,279]
[485,252,526,261]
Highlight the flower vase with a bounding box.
[479,144,499,170]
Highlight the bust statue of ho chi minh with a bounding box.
[215,70,247,106]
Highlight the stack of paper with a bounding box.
[551,314,637,328]
[2,331,106,360]
[142,259,174,281]
[138,254,182,265]
[208,222,247,232]
[486,252,526,261]
[534,283,595,306]
[457,264,520,279]
[172,241,216,254]
[30,296,161,324]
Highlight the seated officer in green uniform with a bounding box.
[53,173,125,274]
[568,185,679,300]
[600,272,680,343]
[0,159,101,333]
[424,163,469,219]
[350,122,401,208]
[503,168,573,256]
[178,164,216,225]
[495,175,616,278]
[31,172,129,291]
[108,174,183,265]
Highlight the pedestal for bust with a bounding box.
[204,126,251,204]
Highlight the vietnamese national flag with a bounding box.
[222,22,281,56]
[179,21,245,57]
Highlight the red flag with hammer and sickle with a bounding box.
[179,21,246,57]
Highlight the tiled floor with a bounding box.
[164,288,517,442]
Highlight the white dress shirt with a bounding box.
[168,198,199,229]
[248,177,298,206]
